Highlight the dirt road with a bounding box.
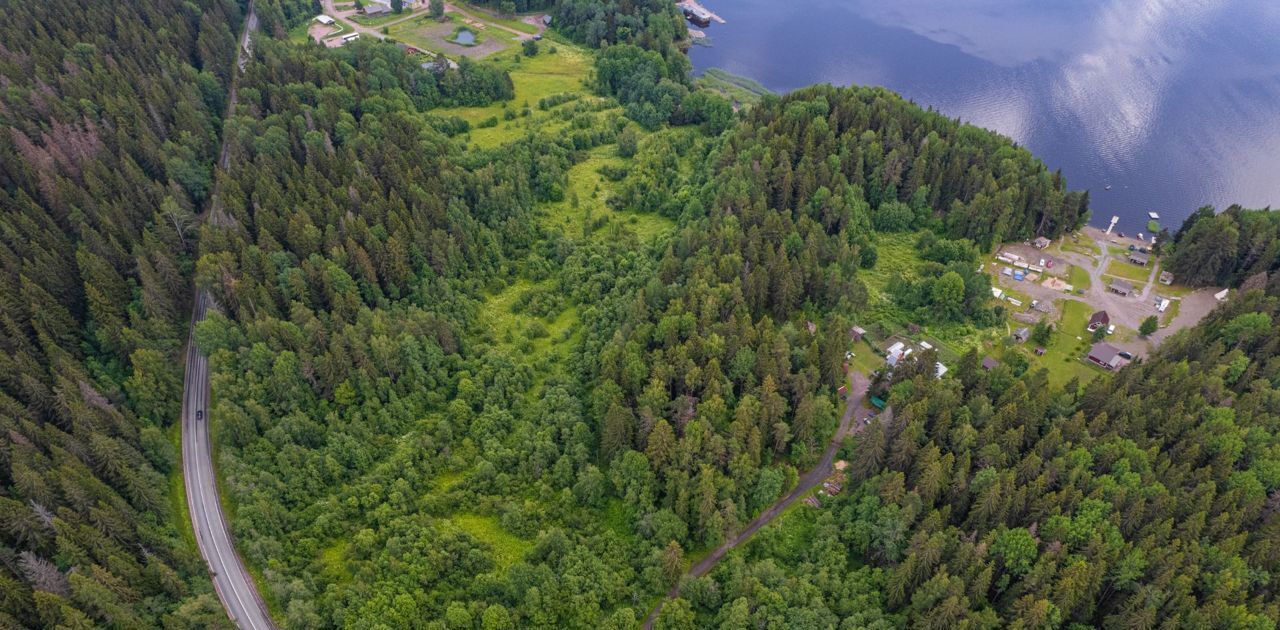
[641,371,874,629]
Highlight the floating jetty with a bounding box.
[1148,211,1160,220]
[1106,215,1119,234]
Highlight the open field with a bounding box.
[434,44,596,146]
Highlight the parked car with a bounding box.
[1118,351,1133,360]
[196,410,203,421]
[1107,324,1116,335]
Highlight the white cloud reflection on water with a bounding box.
[690,0,1280,225]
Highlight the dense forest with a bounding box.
[0,0,245,627]
[5,1,1277,628]
[185,17,1100,623]
[656,277,1280,628]
[1164,204,1280,287]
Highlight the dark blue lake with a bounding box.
[688,0,1280,233]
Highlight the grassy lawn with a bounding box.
[1105,259,1153,283]
[1055,234,1099,256]
[1015,298,1101,387]
[450,514,532,570]
[1160,299,1181,325]
[1067,264,1092,290]
[847,342,885,375]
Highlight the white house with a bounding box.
[314,14,335,25]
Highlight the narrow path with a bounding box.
[641,371,873,629]
[182,4,276,629]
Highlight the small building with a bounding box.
[991,287,1005,300]
[1032,236,1052,249]
[341,32,361,43]
[919,341,934,351]
[1034,346,1046,356]
[364,2,392,16]
[886,341,912,368]
[981,357,999,371]
[315,14,335,25]
[1087,342,1124,370]
[682,6,712,26]
[542,15,552,25]
[806,321,817,335]
[1215,289,1230,302]
[1159,271,1174,285]
[1108,279,1134,296]
[935,362,948,379]
[1156,298,1171,313]
[1087,310,1110,332]
[850,326,867,341]
[1012,327,1030,343]
[1128,251,1150,266]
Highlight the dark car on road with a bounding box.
[196,410,203,420]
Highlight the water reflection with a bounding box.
[688,0,1280,231]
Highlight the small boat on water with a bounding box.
[1105,185,1112,190]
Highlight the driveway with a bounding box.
[641,371,873,629]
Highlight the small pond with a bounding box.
[452,28,476,45]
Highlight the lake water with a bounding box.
[688,0,1280,234]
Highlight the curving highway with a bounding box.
[181,4,275,629]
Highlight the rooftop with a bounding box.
[1088,342,1123,369]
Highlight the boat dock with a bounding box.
[677,0,725,25]
[1106,215,1119,235]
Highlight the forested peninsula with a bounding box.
[0,1,1275,628]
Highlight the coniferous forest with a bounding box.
[1,0,1277,629]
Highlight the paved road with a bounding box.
[642,371,874,629]
[181,4,275,629]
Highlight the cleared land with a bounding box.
[390,13,517,58]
